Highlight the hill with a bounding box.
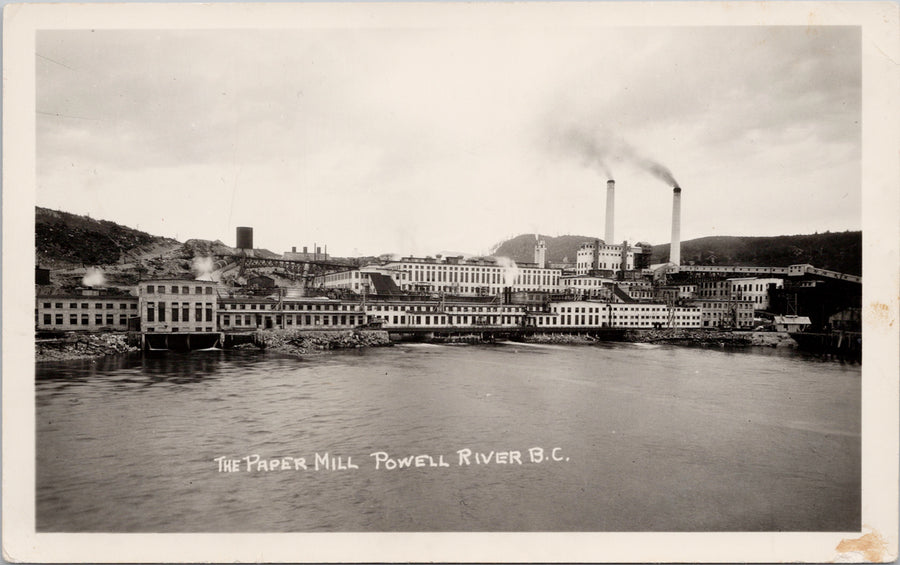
[650,232,861,276]
[490,234,596,264]
[35,207,179,269]
[491,231,862,275]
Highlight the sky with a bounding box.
[35,25,861,258]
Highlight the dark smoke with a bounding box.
[553,125,678,187]
[556,127,615,179]
[635,156,679,187]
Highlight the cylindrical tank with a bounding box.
[236,227,253,250]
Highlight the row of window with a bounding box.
[145,285,214,295]
[532,314,701,328]
[219,302,357,311]
[219,314,363,327]
[41,302,137,310]
[370,314,523,327]
[146,303,214,323]
[42,313,131,326]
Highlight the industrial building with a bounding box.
[33,174,860,339]
[139,279,217,333]
[35,288,138,331]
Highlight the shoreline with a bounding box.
[36,328,797,362]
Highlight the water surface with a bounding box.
[36,343,860,531]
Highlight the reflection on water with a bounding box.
[36,343,860,532]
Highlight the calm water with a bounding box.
[36,342,860,532]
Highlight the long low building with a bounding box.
[36,289,139,331]
[35,283,724,333]
[217,297,364,330]
[529,301,702,329]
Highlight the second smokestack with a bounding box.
[605,179,615,243]
[670,186,682,266]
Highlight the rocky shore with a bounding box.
[520,329,798,348]
[624,329,797,348]
[36,332,140,362]
[252,329,393,356]
[521,333,600,344]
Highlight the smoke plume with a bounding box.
[82,268,105,287]
[192,256,217,281]
[554,125,679,187]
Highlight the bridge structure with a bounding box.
[214,254,358,278]
[664,263,861,285]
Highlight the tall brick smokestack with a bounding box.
[605,179,615,243]
[670,186,681,265]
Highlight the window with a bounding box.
[147,285,155,293]
[81,314,89,325]
[55,303,63,308]
[172,286,179,294]
[181,286,189,294]
[195,286,202,294]
[147,303,155,322]
[106,303,113,309]
[157,302,166,322]
[195,305,203,322]
[95,314,103,325]
[205,305,213,322]
[70,314,78,325]
[81,303,88,309]
[120,303,127,309]
[55,314,63,325]
[119,315,127,325]
[106,314,114,325]
[205,287,213,295]
[96,303,104,309]
[43,314,51,325]
[130,304,137,310]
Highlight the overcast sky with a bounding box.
[36,25,861,258]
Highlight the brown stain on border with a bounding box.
[868,301,894,327]
[836,530,890,562]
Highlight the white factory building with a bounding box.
[529,301,702,329]
[382,256,563,296]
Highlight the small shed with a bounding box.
[773,315,812,333]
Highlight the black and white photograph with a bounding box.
[3,2,898,562]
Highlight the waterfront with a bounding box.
[36,343,860,532]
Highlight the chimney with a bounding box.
[292,246,297,253]
[605,180,615,243]
[670,187,682,266]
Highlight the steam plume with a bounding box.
[82,268,105,287]
[494,256,520,286]
[192,256,217,281]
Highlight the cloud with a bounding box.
[36,26,861,256]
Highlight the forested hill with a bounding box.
[651,232,862,276]
[491,231,862,276]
